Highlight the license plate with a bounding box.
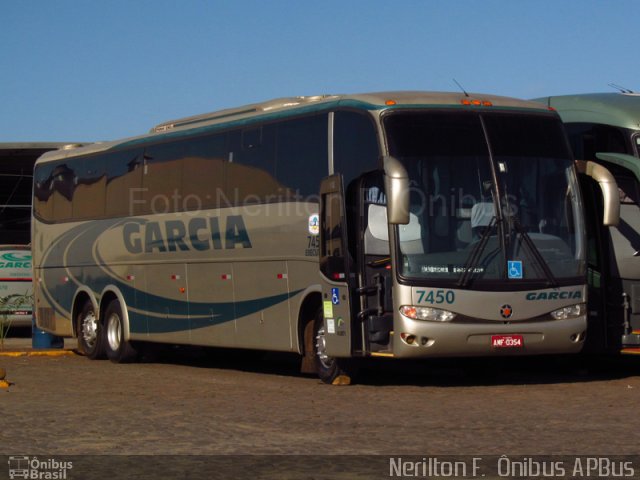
[491,335,524,348]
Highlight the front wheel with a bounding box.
[313,309,357,385]
[104,299,138,363]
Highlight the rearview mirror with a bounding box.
[383,156,409,225]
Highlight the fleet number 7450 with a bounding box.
[416,289,455,304]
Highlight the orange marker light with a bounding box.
[461,99,471,105]
[385,100,397,106]
[482,101,493,107]
[471,99,481,106]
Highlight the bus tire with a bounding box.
[313,309,357,385]
[76,299,105,359]
[104,299,138,363]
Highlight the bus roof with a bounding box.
[36,91,552,165]
[534,93,640,130]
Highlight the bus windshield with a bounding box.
[384,111,585,287]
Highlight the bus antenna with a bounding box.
[608,83,635,94]
[453,79,470,97]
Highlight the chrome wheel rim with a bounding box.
[315,325,333,369]
[81,311,98,348]
[106,312,122,352]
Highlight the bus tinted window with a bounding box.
[276,114,328,198]
[564,123,629,159]
[334,111,379,188]
[228,126,279,205]
[73,156,106,219]
[105,149,144,217]
[51,163,75,221]
[142,141,186,214]
[181,133,227,211]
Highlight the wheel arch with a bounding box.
[295,286,322,356]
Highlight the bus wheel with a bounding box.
[104,299,138,363]
[313,310,357,385]
[77,299,105,359]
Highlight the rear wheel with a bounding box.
[104,299,138,363]
[76,299,105,359]
[313,309,357,385]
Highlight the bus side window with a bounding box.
[564,123,630,159]
[34,163,56,222]
[334,110,380,189]
[276,114,328,197]
[51,163,75,221]
[227,126,278,205]
[182,133,227,210]
[73,156,106,219]
[105,150,144,217]
[614,173,639,205]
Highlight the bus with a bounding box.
[534,93,640,356]
[0,143,69,327]
[32,92,619,384]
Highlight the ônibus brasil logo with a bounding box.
[8,456,72,479]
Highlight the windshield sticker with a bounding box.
[452,266,484,274]
[508,260,523,279]
[421,265,450,273]
[323,300,333,319]
[326,318,336,334]
[421,265,485,274]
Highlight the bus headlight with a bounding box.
[550,303,586,320]
[400,305,456,322]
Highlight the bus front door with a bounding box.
[318,174,356,358]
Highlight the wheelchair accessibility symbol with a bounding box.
[331,288,340,305]
[508,260,523,279]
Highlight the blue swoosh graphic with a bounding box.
[39,218,302,334]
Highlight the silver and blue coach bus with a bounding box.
[535,93,640,357]
[32,92,619,384]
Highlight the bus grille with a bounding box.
[37,307,55,330]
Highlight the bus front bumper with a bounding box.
[0,311,33,328]
[391,315,587,358]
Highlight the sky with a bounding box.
[1,0,638,143]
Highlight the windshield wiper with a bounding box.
[457,217,496,288]
[511,218,558,288]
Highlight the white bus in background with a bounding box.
[0,245,32,327]
[0,143,72,327]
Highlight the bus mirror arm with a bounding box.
[383,156,410,225]
[576,160,620,227]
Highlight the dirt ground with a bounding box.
[1,343,639,457]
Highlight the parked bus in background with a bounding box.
[535,93,640,356]
[0,143,69,327]
[32,92,619,384]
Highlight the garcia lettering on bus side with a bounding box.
[123,215,252,254]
